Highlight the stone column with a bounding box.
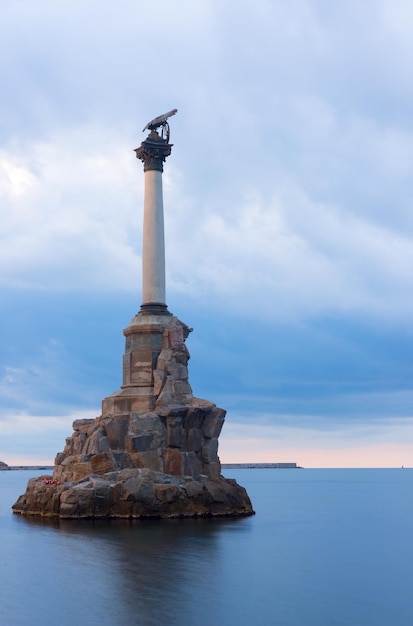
[135,131,172,315]
[101,131,177,414]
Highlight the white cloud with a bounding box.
[0,127,142,291]
[1,0,412,324]
[0,155,37,196]
[165,182,413,323]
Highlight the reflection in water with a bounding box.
[16,513,250,625]
[4,470,413,626]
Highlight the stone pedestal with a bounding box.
[102,313,192,414]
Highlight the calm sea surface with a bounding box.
[1,468,412,626]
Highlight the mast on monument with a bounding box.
[134,108,177,316]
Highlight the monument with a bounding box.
[13,110,254,519]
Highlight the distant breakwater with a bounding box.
[7,466,54,471]
[222,463,301,469]
[4,463,301,472]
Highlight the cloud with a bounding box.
[1,0,412,326]
[0,409,97,465]
[220,418,413,468]
[166,185,413,323]
[0,344,89,417]
[0,128,142,291]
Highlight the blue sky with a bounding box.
[1,0,413,467]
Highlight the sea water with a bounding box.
[1,468,412,626]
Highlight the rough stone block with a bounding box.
[112,452,133,469]
[154,354,168,372]
[172,380,192,399]
[156,378,175,407]
[87,421,100,436]
[129,452,142,468]
[120,476,141,500]
[184,407,206,429]
[205,481,227,503]
[55,452,65,465]
[130,450,162,472]
[68,468,85,484]
[183,428,202,452]
[155,483,179,504]
[61,482,96,518]
[92,481,112,517]
[129,434,154,452]
[72,432,87,455]
[203,461,221,480]
[163,448,182,475]
[153,369,166,396]
[183,480,204,498]
[73,418,95,431]
[52,466,63,482]
[71,463,93,482]
[104,416,130,449]
[122,476,155,504]
[131,413,165,434]
[99,436,110,452]
[61,454,90,466]
[110,488,133,517]
[201,438,219,463]
[168,327,185,350]
[167,360,188,380]
[157,405,187,418]
[64,437,74,454]
[91,452,116,475]
[166,416,183,448]
[202,409,226,438]
[59,501,78,517]
[84,427,108,455]
[182,452,202,477]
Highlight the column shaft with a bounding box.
[142,169,166,305]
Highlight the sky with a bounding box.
[1,0,413,468]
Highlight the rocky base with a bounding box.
[11,311,254,520]
[12,468,254,519]
[52,399,226,484]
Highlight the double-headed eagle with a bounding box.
[142,109,177,142]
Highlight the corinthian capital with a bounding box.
[134,131,172,172]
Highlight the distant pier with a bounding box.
[8,466,54,471]
[222,463,301,469]
[7,463,301,471]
